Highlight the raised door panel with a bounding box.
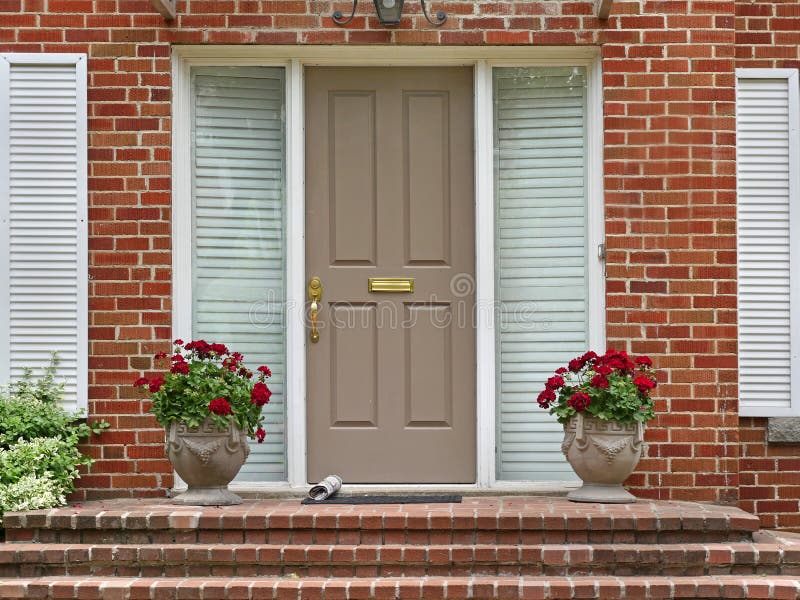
[330,303,378,427]
[329,92,377,265]
[405,303,453,427]
[404,92,450,266]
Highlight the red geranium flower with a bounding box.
[589,374,609,389]
[256,427,266,444]
[633,375,656,393]
[537,388,556,408]
[155,351,167,360]
[148,376,164,393]
[546,375,565,389]
[173,339,184,345]
[600,350,635,374]
[635,355,653,367]
[257,366,272,377]
[208,397,232,415]
[568,357,585,373]
[251,382,272,406]
[171,362,190,375]
[210,343,229,355]
[185,340,213,359]
[567,391,591,412]
[133,377,149,387]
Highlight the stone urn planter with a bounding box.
[165,416,250,506]
[562,413,644,504]
[135,340,274,507]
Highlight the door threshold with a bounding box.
[170,481,581,499]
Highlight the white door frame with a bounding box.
[172,45,605,491]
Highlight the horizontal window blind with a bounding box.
[191,66,287,480]
[494,66,589,480]
[0,54,88,413]
[736,70,800,417]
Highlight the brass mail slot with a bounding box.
[368,277,415,293]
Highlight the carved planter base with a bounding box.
[165,417,249,506]
[170,485,243,506]
[562,413,644,504]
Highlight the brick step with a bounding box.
[1,542,799,578]
[2,498,761,545]
[1,575,799,599]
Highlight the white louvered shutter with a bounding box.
[494,67,590,480]
[191,67,287,481]
[736,69,800,417]
[0,54,88,413]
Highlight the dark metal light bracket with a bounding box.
[332,2,359,25]
[333,0,447,27]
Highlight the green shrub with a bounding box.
[0,382,98,448]
[0,437,89,492]
[0,358,108,524]
[0,474,66,521]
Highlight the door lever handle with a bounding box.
[308,276,323,344]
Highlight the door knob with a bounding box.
[308,276,323,343]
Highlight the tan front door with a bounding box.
[305,67,476,484]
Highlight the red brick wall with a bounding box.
[603,0,738,506]
[0,0,791,528]
[739,419,800,530]
[736,0,800,69]
[734,0,800,531]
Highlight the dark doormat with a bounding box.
[301,494,462,505]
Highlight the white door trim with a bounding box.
[171,46,604,491]
[474,60,495,489]
[284,58,308,485]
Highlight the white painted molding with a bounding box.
[173,45,601,63]
[285,59,308,486]
[170,49,192,346]
[789,69,800,418]
[150,0,175,20]
[474,60,495,487]
[587,55,607,353]
[595,0,613,19]
[207,480,582,495]
[169,50,192,491]
[75,55,89,415]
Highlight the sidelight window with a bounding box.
[493,66,591,481]
[190,66,288,480]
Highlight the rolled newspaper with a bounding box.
[308,474,343,501]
